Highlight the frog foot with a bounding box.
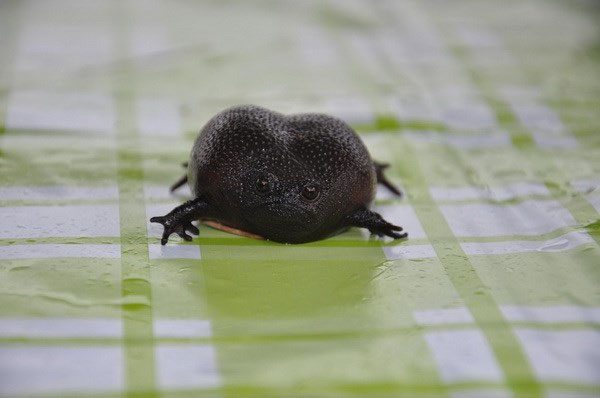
[346,207,408,240]
[150,215,199,245]
[150,198,209,245]
[368,223,407,239]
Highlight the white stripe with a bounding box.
[441,103,497,131]
[425,329,504,382]
[22,1,110,20]
[130,26,169,57]
[571,179,600,194]
[0,318,122,338]
[435,85,479,106]
[584,193,600,214]
[136,97,181,136]
[0,345,123,396]
[0,205,120,238]
[501,87,540,101]
[296,25,338,68]
[389,95,443,123]
[546,391,599,398]
[461,231,594,255]
[329,0,378,23]
[442,132,510,149]
[369,204,427,239]
[383,244,436,260]
[405,131,511,149]
[17,26,112,56]
[378,27,451,66]
[0,185,119,201]
[501,306,600,324]
[455,26,516,67]
[440,200,576,237]
[532,134,578,149]
[16,26,113,71]
[455,26,502,49]
[414,307,474,326]
[375,182,404,201]
[6,90,115,134]
[0,244,121,260]
[148,244,201,260]
[514,329,600,384]
[1,134,117,150]
[470,50,516,68]
[156,344,220,389]
[348,34,390,82]
[360,133,389,149]
[510,103,565,134]
[130,0,161,10]
[144,184,192,200]
[154,320,212,338]
[430,182,550,202]
[324,97,374,125]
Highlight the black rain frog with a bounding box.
[150,105,407,244]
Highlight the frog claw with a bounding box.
[369,223,408,240]
[149,216,165,224]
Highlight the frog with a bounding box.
[150,105,407,244]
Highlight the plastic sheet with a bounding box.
[0,1,599,397]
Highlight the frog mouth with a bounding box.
[243,203,320,238]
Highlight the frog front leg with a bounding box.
[150,197,210,245]
[345,207,407,239]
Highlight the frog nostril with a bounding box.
[301,185,320,201]
[256,178,271,193]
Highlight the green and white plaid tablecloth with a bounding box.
[0,0,599,397]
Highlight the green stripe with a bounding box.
[0,237,123,246]
[357,2,544,395]
[429,5,600,395]
[396,139,542,396]
[413,14,546,398]
[354,117,448,133]
[116,98,157,396]
[329,1,544,392]
[113,4,157,396]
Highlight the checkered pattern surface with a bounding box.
[1,1,599,397]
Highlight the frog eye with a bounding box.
[301,185,320,201]
[256,177,271,193]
